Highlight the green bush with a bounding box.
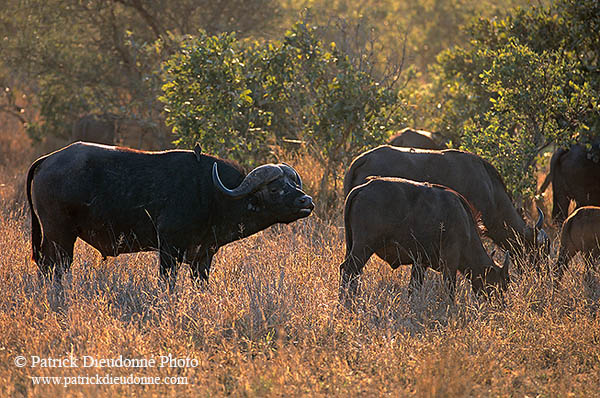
[0,0,281,143]
[160,19,403,196]
[430,0,600,197]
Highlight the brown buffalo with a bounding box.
[539,142,600,224]
[388,128,441,150]
[27,142,314,289]
[555,206,600,280]
[340,177,510,303]
[344,145,548,257]
[71,114,167,150]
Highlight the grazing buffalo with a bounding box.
[555,206,600,281]
[340,177,510,302]
[71,114,115,145]
[539,142,600,224]
[72,114,167,150]
[344,146,548,257]
[27,142,314,288]
[388,128,441,150]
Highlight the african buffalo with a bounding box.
[340,177,510,303]
[555,206,600,281]
[27,142,314,289]
[344,145,548,257]
[388,128,441,150]
[539,142,600,224]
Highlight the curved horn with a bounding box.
[535,207,544,229]
[212,163,283,199]
[280,163,303,188]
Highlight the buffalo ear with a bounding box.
[194,143,202,162]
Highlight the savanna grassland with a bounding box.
[1,121,599,398]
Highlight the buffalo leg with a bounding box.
[552,182,570,224]
[442,267,458,301]
[37,232,75,286]
[408,264,425,297]
[159,245,180,291]
[553,249,572,284]
[190,247,217,286]
[339,251,371,305]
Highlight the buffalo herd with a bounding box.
[26,131,600,303]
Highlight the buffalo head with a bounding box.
[471,251,511,297]
[535,207,550,255]
[525,207,550,260]
[213,162,314,223]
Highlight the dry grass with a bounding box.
[1,127,599,397]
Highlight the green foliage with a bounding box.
[0,0,534,150]
[7,0,596,204]
[160,20,402,181]
[0,0,280,142]
[431,0,600,196]
[161,32,267,161]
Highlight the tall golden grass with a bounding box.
[0,123,599,397]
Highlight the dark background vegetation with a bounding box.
[2,0,598,206]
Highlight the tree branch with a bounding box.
[113,0,164,40]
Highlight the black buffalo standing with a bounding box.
[539,142,600,224]
[27,142,314,288]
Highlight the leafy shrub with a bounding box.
[431,0,600,196]
[160,19,403,205]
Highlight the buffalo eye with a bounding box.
[268,183,285,195]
